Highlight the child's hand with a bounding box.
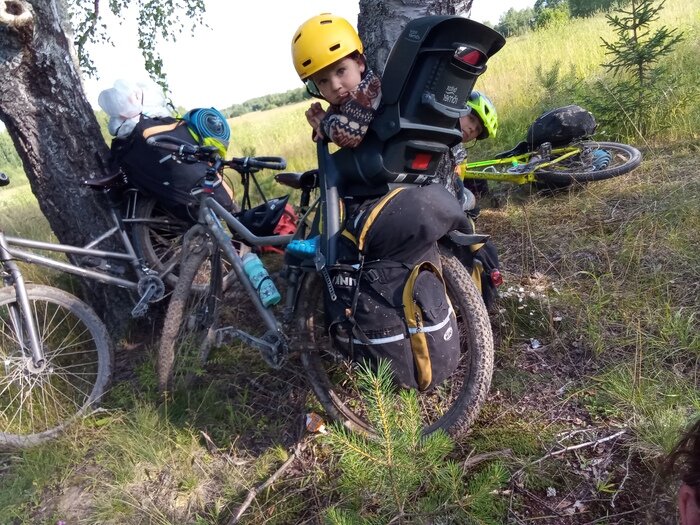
[305,102,327,142]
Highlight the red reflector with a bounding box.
[458,50,483,66]
[490,269,503,287]
[411,152,432,170]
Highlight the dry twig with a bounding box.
[462,449,514,471]
[226,441,304,525]
[512,429,627,479]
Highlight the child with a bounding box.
[291,13,381,149]
[292,14,474,204]
[458,90,498,197]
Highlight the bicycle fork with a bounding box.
[0,233,44,369]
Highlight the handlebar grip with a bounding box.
[0,172,9,187]
[146,137,199,156]
[241,156,287,171]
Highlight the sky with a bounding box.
[83,0,535,111]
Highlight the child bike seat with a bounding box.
[332,16,505,196]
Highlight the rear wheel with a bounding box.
[297,253,494,437]
[157,227,223,395]
[535,141,642,186]
[0,285,112,449]
[131,196,236,292]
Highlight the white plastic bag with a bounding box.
[98,79,171,137]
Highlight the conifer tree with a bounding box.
[598,0,683,136]
[323,361,508,524]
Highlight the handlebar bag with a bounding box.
[111,116,233,215]
[526,105,597,149]
[324,184,468,391]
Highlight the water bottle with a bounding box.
[242,253,281,308]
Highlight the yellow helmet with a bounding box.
[291,13,363,81]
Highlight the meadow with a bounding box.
[0,0,699,522]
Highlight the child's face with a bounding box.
[459,113,484,142]
[310,56,365,106]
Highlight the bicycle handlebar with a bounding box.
[146,137,286,172]
[229,156,287,171]
[0,172,9,187]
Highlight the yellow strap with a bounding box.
[357,187,406,252]
[341,229,357,245]
[402,261,443,391]
[471,263,483,294]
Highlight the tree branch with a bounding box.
[512,429,628,479]
[226,441,304,525]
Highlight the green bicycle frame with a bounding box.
[460,145,582,185]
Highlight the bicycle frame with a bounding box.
[460,144,582,185]
[1,188,168,364]
[175,141,340,352]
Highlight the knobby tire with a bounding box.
[297,252,494,437]
[157,229,223,395]
[0,285,112,449]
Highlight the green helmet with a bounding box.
[466,91,498,140]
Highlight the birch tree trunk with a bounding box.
[0,0,130,330]
[358,0,474,74]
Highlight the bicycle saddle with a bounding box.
[275,169,319,191]
[82,172,127,190]
[493,141,529,159]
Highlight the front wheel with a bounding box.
[0,285,113,449]
[535,141,642,186]
[297,253,494,437]
[157,227,223,395]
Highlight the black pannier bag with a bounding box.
[111,116,234,215]
[325,184,471,390]
[526,105,597,149]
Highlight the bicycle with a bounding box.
[0,170,185,449]
[152,136,494,438]
[460,140,642,188]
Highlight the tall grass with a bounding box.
[229,101,316,173]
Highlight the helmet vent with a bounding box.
[329,43,340,52]
[293,34,301,44]
[302,59,311,67]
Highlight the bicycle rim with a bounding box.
[298,253,494,437]
[0,285,112,449]
[132,197,236,292]
[535,141,642,185]
[157,232,223,395]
